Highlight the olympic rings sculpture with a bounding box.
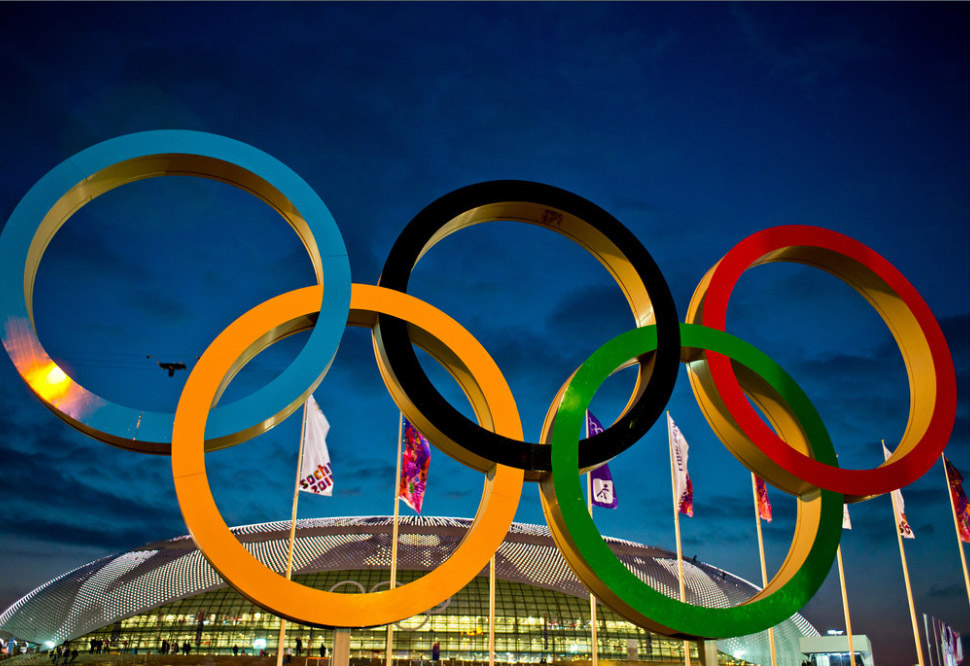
[327,581,452,632]
[0,130,956,639]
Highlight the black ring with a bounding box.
[375,180,680,473]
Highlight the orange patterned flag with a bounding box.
[755,475,772,522]
[400,417,431,513]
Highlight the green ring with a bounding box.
[543,323,842,638]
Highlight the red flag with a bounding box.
[755,475,772,522]
[945,456,970,543]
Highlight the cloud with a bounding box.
[545,284,636,349]
[0,518,168,553]
[344,458,395,481]
[441,489,474,500]
[128,288,192,321]
[693,495,749,520]
[681,530,752,549]
[926,582,963,600]
[727,4,887,96]
[0,433,180,528]
[0,393,187,553]
[37,223,143,285]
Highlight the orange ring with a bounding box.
[172,283,524,627]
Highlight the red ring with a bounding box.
[692,225,956,500]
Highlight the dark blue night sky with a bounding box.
[1,4,969,665]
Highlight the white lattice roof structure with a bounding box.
[0,516,818,664]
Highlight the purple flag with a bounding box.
[591,463,618,509]
[587,412,617,509]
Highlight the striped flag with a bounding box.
[667,413,693,517]
[755,475,772,522]
[842,504,852,530]
[883,443,914,539]
[298,395,333,496]
[944,456,970,543]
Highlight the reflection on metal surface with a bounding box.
[171,284,523,628]
[3,316,105,421]
[686,225,956,502]
[0,130,350,453]
[0,129,957,642]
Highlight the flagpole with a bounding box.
[667,412,690,666]
[923,614,936,666]
[586,413,599,666]
[277,400,309,666]
[887,441,925,666]
[386,413,403,666]
[942,455,970,610]
[835,545,856,666]
[489,555,496,666]
[750,474,777,666]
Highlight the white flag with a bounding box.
[667,413,693,517]
[842,504,852,530]
[299,395,333,496]
[883,443,914,538]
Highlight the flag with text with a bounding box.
[667,413,693,517]
[884,443,914,539]
[298,395,333,496]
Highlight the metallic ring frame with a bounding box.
[375,180,681,478]
[686,225,957,501]
[328,580,366,594]
[0,129,955,638]
[367,581,452,631]
[0,130,351,453]
[172,283,524,627]
[540,323,842,638]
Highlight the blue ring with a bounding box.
[0,130,350,453]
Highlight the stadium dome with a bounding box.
[0,516,818,665]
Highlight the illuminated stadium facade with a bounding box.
[0,517,819,665]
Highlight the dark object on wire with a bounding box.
[157,361,187,377]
